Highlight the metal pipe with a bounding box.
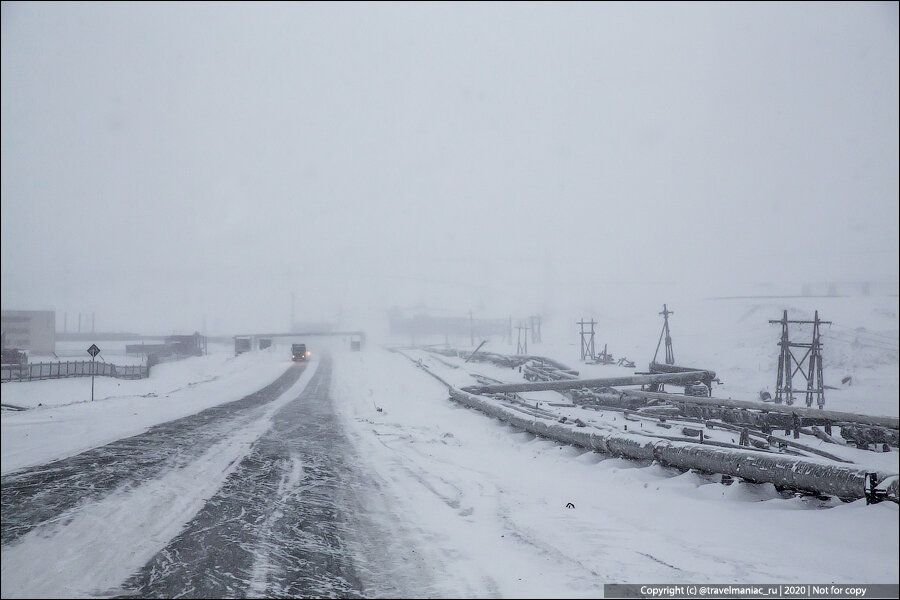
[649,361,717,380]
[465,340,488,363]
[614,389,899,431]
[448,387,897,501]
[396,348,897,501]
[462,371,714,395]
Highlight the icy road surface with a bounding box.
[117,358,368,597]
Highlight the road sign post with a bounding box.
[87,344,100,402]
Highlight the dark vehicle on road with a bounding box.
[291,343,309,361]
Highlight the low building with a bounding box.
[164,333,207,356]
[1,310,56,354]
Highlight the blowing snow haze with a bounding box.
[1,2,898,334]
[2,4,900,598]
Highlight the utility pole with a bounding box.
[577,318,596,361]
[290,293,295,332]
[653,304,675,365]
[469,310,474,347]
[91,312,95,334]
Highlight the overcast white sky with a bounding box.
[2,2,898,334]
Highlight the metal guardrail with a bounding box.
[1,361,149,383]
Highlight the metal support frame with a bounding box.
[596,343,614,364]
[866,473,890,505]
[769,310,830,408]
[577,318,596,361]
[516,323,529,355]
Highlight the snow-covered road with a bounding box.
[118,357,368,597]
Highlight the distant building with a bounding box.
[164,333,207,356]
[1,310,56,354]
[125,333,207,359]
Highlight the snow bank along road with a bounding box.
[1,348,291,474]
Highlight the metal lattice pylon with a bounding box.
[769,310,830,408]
[577,318,596,361]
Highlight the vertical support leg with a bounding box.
[817,351,825,409]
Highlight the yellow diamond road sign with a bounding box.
[87,344,101,358]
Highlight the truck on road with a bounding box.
[291,343,309,361]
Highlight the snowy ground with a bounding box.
[1,345,291,474]
[329,345,899,595]
[1,331,897,597]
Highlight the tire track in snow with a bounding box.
[120,357,366,598]
[1,363,306,545]
[1,424,267,598]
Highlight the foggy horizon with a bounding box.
[2,2,898,335]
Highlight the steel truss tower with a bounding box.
[769,310,830,408]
